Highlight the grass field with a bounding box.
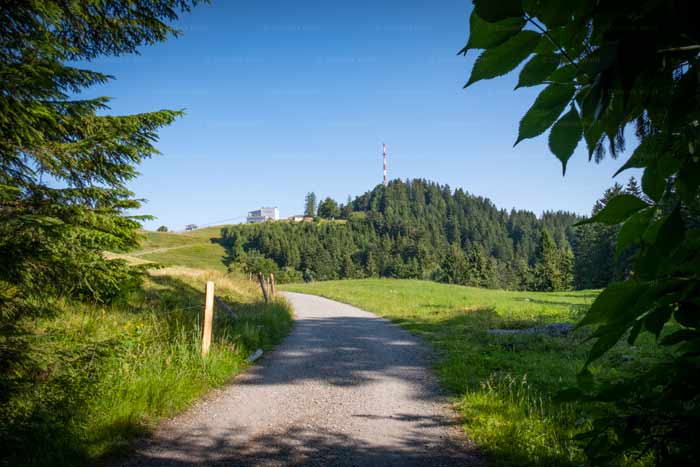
[3,265,292,467]
[282,279,665,466]
[115,227,231,272]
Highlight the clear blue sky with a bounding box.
[86,0,638,231]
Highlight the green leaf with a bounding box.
[627,319,643,345]
[644,306,672,339]
[660,329,700,346]
[582,118,604,160]
[675,158,700,204]
[580,71,612,125]
[587,324,627,365]
[654,204,684,257]
[642,216,664,245]
[548,105,582,175]
[473,0,523,23]
[548,64,577,83]
[577,280,646,328]
[515,84,576,144]
[465,31,540,87]
[641,160,666,202]
[674,303,700,328]
[616,207,654,256]
[460,11,525,53]
[600,94,627,143]
[613,135,671,177]
[516,53,560,88]
[577,194,649,226]
[523,0,576,28]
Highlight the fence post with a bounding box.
[257,272,270,303]
[270,273,276,296]
[201,281,215,356]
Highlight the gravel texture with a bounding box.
[116,292,483,467]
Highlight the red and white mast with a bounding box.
[382,143,387,186]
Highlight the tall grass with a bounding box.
[1,268,292,466]
[459,373,580,466]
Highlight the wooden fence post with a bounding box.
[270,273,276,296]
[258,272,270,303]
[201,281,215,357]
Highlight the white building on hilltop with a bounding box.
[247,207,279,224]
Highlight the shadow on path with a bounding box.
[116,293,483,467]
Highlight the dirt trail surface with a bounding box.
[118,292,483,467]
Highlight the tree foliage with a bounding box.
[317,197,340,219]
[0,1,201,309]
[0,0,201,461]
[222,179,579,290]
[532,230,573,291]
[304,192,317,217]
[462,0,700,463]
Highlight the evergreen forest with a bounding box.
[221,178,640,291]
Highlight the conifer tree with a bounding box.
[304,192,317,217]
[0,1,200,314]
[532,230,561,292]
[221,179,582,290]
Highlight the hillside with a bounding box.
[220,179,583,291]
[119,227,231,272]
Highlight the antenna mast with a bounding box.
[382,143,387,186]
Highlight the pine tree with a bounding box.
[558,247,574,291]
[1,1,199,313]
[625,177,642,198]
[304,192,317,217]
[340,195,353,219]
[532,230,561,292]
[220,179,583,290]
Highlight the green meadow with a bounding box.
[127,227,231,272]
[282,279,666,466]
[3,256,291,466]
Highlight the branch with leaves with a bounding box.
[461,0,700,463]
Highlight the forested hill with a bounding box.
[221,179,585,291]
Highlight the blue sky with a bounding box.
[86,0,638,231]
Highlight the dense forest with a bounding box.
[220,178,639,291]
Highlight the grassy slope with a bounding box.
[4,225,292,467]
[121,227,231,272]
[282,279,663,466]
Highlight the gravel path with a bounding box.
[118,292,483,467]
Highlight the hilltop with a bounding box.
[219,179,583,291]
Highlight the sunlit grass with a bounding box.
[3,268,292,466]
[282,279,663,466]
[127,228,230,272]
[139,243,228,272]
